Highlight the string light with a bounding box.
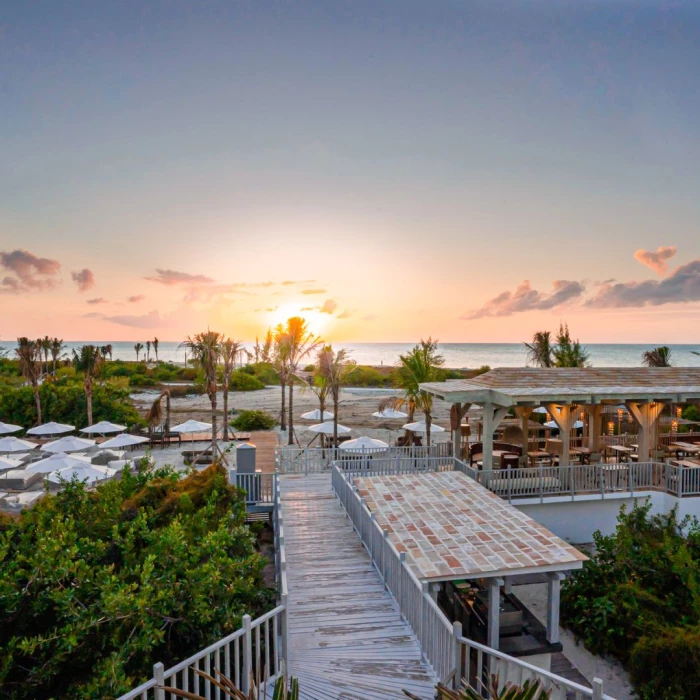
[608,421,615,436]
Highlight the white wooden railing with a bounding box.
[275,443,453,474]
[117,474,288,700]
[234,472,275,506]
[331,464,613,699]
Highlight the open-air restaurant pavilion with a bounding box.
[420,367,700,470]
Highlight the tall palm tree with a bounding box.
[524,331,554,368]
[16,337,42,424]
[552,323,589,368]
[642,346,673,367]
[146,340,151,363]
[38,336,51,377]
[72,345,104,425]
[220,337,242,441]
[179,331,222,454]
[279,317,322,446]
[271,325,292,432]
[100,344,113,361]
[317,345,356,446]
[134,342,144,362]
[153,337,159,363]
[50,338,64,375]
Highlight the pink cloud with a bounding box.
[127,294,145,303]
[71,268,95,292]
[633,246,677,275]
[145,269,215,285]
[0,249,61,293]
[86,297,107,305]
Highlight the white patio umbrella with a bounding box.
[372,409,408,419]
[544,420,584,430]
[170,420,213,433]
[25,452,92,474]
[26,421,74,436]
[0,456,22,472]
[99,433,150,450]
[80,421,127,435]
[0,437,37,453]
[308,421,352,435]
[0,422,23,435]
[402,421,446,434]
[41,436,96,453]
[532,407,549,414]
[47,463,115,485]
[339,436,389,452]
[300,409,334,421]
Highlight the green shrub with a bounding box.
[247,362,280,385]
[346,366,393,387]
[230,410,276,431]
[0,463,273,699]
[229,370,265,391]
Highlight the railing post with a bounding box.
[154,662,165,700]
[280,594,289,673]
[242,614,252,694]
[592,678,603,700]
[453,621,463,690]
[599,465,604,498]
[678,465,683,498]
[399,552,406,616]
[382,529,390,590]
[304,448,308,476]
[420,581,429,653]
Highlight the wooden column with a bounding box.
[545,403,578,465]
[482,404,510,470]
[515,406,534,464]
[487,577,504,649]
[546,572,564,644]
[583,405,604,452]
[451,402,471,459]
[626,401,665,461]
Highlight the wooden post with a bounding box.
[627,401,664,462]
[453,621,463,690]
[482,404,509,470]
[545,403,578,466]
[452,402,462,459]
[592,678,604,700]
[584,405,603,452]
[154,662,165,700]
[242,614,252,694]
[487,578,503,649]
[383,529,390,590]
[546,572,564,644]
[515,406,534,464]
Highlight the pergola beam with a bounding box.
[482,404,510,470]
[545,403,579,465]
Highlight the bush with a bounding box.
[229,370,265,391]
[230,410,276,431]
[0,463,273,699]
[346,366,394,387]
[246,362,279,385]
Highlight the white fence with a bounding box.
[331,464,613,699]
[117,475,288,700]
[275,442,453,474]
[234,472,275,506]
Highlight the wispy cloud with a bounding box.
[337,309,353,319]
[145,269,215,286]
[100,310,165,328]
[362,314,378,321]
[127,294,145,303]
[71,268,95,292]
[300,306,316,311]
[282,279,315,286]
[182,283,254,303]
[86,297,107,305]
[633,246,677,275]
[320,299,338,314]
[585,259,700,309]
[301,288,326,295]
[462,280,586,319]
[0,249,61,294]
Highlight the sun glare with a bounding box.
[266,301,330,337]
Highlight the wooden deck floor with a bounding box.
[280,474,437,700]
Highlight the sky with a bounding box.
[1,0,700,343]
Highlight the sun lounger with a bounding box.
[0,490,45,510]
[0,470,43,490]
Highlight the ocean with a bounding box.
[2,341,700,368]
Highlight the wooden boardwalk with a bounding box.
[280,474,437,700]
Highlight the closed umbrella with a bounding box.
[372,409,408,419]
[339,436,389,452]
[170,420,212,433]
[26,422,74,436]
[47,463,115,485]
[0,437,37,453]
[25,452,92,474]
[80,421,126,435]
[0,422,23,435]
[402,421,446,434]
[41,436,96,453]
[308,421,352,435]
[99,434,149,450]
[300,409,334,421]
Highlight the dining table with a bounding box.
[609,444,634,462]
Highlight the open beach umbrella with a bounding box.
[26,422,74,436]
[25,452,93,474]
[544,420,584,430]
[339,436,389,452]
[0,422,23,435]
[80,421,127,435]
[41,436,96,453]
[0,437,37,453]
[99,433,149,450]
[372,409,408,419]
[308,421,352,435]
[0,456,23,472]
[300,409,334,421]
[170,419,212,433]
[532,407,549,414]
[47,463,115,485]
[402,421,446,434]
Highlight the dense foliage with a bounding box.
[230,410,277,431]
[102,360,198,386]
[561,501,700,699]
[0,378,143,429]
[0,462,273,699]
[229,369,266,391]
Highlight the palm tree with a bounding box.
[524,331,554,368]
[179,331,222,454]
[552,323,589,368]
[134,342,144,362]
[153,337,159,363]
[220,337,242,441]
[38,336,51,377]
[72,345,104,425]
[16,337,42,424]
[271,325,292,432]
[317,345,356,446]
[146,340,151,363]
[308,357,331,422]
[50,338,64,375]
[145,389,171,432]
[642,346,673,367]
[100,344,113,361]
[279,318,322,446]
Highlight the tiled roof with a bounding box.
[355,471,587,582]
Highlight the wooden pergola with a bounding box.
[421,368,700,469]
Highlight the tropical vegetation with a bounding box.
[524,324,589,368]
[230,409,277,432]
[641,346,673,367]
[0,462,273,699]
[404,677,551,700]
[561,500,700,699]
[315,345,356,444]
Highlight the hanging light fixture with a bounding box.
[608,421,615,436]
